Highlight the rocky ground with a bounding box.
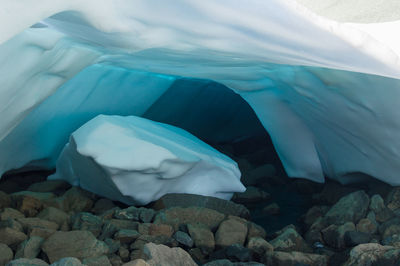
[1,135,400,265]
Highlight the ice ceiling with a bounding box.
[1,0,400,185]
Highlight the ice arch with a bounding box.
[1,0,400,185]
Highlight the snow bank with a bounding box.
[49,115,245,205]
[1,0,400,186]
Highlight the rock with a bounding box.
[232,187,270,204]
[0,219,23,232]
[115,207,141,221]
[130,235,178,251]
[225,244,253,262]
[356,218,377,234]
[122,259,149,266]
[303,205,329,227]
[71,212,103,237]
[27,180,70,193]
[343,231,371,247]
[246,237,273,255]
[370,194,394,223]
[142,243,197,266]
[215,219,248,248]
[82,255,111,266]
[321,222,355,249]
[114,229,140,244]
[0,191,11,209]
[324,190,369,225]
[37,207,69,227]
[108,219,139,231]
[203,260,264,266]
[108,254,123,266]
[379,217,400,239]
[0,227,27,246]
[50,257,84,266]
[17,218,59,232]
[147,224,174,237]
[264,251,328,266]
[317,182,356,205]
[270,227,310,252]
[41,230,108,263]
[344,243,400,266]
[104,238,120,254]
[29,227,56,239]
[152,193,250,219]
[187,223,215,253]
[386,187,400,211]
[173,231,193,248]
[153,207,225,231]
[247,222,266,239]
[15,236,44,259]
[304,218,326,244]
[91,198,116,215]
[6,258,49,266]
[139,208,155,224]
[0,243,13,265]
[11,194,43,217]
[242,164,276,186]
[262,203,280,215]
[382,234,400,247]
[0,208,24,221]
[118,246,130,262]
[61,187,94,212]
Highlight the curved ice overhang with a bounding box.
[1,0,400,185]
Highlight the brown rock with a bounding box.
[114,229,140,244]
[356,218,377,234]
[11,194,43,217]
[265,251,328,266]
[0,208,24,221]
[17,217,59,231]
[148,224,174,238]
[37,207,69,226]
[247,222,266,239]
[187,223,215,253]
[29,227,56,239]
[41,230,108,263]
[247,237,273,255]
[215,219,248,248]
[61,187,94,212]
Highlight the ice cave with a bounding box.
[1,1,400,265]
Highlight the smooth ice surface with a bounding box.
[49,115,245,205]
[1,0,400,185]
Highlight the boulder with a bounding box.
[82,255,111,266]
[60,187,94,213]
[264,251,328,266]
[344,231,371,247]
[122,259,150,266]
[17,218,59,232]
[114,229,141,244]
[41,230,108,263]
[0,227,27,246]
[344,243,400,266]
[247,237,274,255]
[356,218,377,234]
[324,190,369,225]
[71,212,103,237]
[321,222,355,249]
[51,257,85,266]
[37,207,69,227]
[15,236,44,259]
[0,208,24,221]
[6,258,49,266]
[173,231,193,248]
[370,194,394,223]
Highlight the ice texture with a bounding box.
[1,0,400,185]
[49,115,245,205]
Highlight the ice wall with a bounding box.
[1,0,400,185]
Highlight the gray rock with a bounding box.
[215,219,248,248]
[246,237,274,255]
[50,257,84,266]
[187,223,215,253]
[321,222,355,249]
[0,243,13,265]
[152,193,250,219]
[270,227,311,253]
[17,217,59,232]
[344,231,371,247]
[15,236,44,259]
[82,255,111,266]
[0,208,25,221]
[115,207,140,221]
[324,190,369,225]
[6,258,49,266]
[386,187,400,211]
[225,244,253,262]
[344,243,400,266]
[114,229,140,244]
[0,227,28,246]
[0,219,23,232]
[37,207,69,227]
[42,230,108,263]
[264,251,328,266]
[303,206,329,227]
[173,231,193,248]
[71,212,103,237]
[139,208,155,223]
[61,187,94,212]
[370,194,394,223]
[122,259,149,266]
[142,243,197,266]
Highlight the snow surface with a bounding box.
[1,0,400,186]
[49,115,245,205]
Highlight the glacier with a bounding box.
[49,115,245,205]
[1,0,400,187]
